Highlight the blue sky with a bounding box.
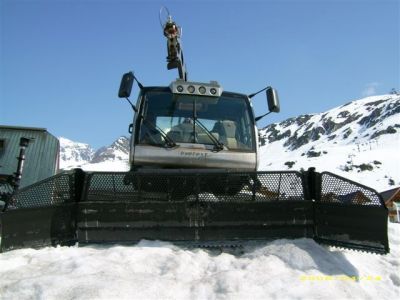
[1,0,399,149]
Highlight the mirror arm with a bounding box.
[255,112,271,122]
[248,86,270,99]
[124,97,138,112]
[133,74,144,90]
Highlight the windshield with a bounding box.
[138,90,255,151]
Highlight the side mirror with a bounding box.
[254,87,280,122]
[118,72,134,98]
[266,87,280,113]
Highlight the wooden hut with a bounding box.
[381,187,400,223]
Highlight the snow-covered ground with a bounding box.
[79,160,130,172]
[259,132,400,192]
[0,223,399,300]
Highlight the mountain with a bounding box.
[59,136,130,171]
[91,136,130,163]
[59,137,95,169]
[258,94,400,191]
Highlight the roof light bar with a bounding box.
[170,79,223,97]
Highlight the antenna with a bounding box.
[160,7,188,81]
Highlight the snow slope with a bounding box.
[0,223,399,299]
[259,94,400,192]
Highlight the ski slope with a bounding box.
[0,223,399,300]
[259,94,400,192]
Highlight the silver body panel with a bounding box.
[133,144,257,171]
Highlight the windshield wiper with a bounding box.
[125,95,176,148]
[193,118,224,152]
[141,117,177,148]
[191,97,223,152]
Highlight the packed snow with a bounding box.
[79,160,130,172]
[0,223,399,299]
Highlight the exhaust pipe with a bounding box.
[1,138,31,211]
[12,137,31,192]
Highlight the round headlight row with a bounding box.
[176,85,218,95]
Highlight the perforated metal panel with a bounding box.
[8,172,73,208]
[320,172,383,206]
[83,171,306,203]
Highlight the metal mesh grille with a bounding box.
[9,172,73,208]
[5,170,385,209]
[85,173,136,201]
[320,172,383,206]
[84,171,306,203]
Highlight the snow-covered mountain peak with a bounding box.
[59,137,95,169]
[59,136,130,171]
[87,136,130,171]
[91,136,129,164]
[260,94,400,151]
